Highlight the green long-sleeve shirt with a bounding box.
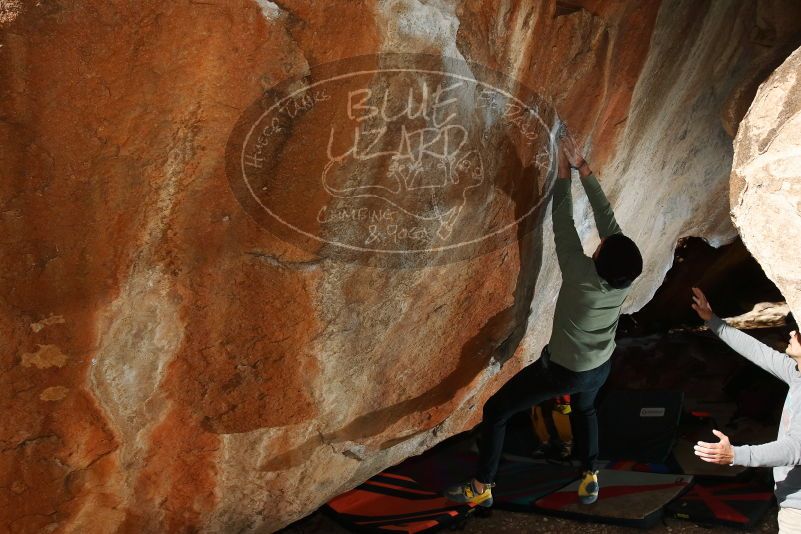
[547,174,629,372]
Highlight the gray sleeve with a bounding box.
[706,315,795,384]
[732,434,801,468]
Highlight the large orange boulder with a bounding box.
[2,1,800,532]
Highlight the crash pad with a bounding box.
[326,439,582,533]
[666,478,775,529]
[533,469,693,528]
[605,460,672,474]
[325,471,477,533]
[393,449,580,512]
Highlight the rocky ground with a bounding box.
[280,506,779,533]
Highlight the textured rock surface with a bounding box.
[731,45,801,323]
[2,1,800,532]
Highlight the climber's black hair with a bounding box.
[594,233,643,289]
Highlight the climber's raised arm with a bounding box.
[562,132,621,238]
[551,141,588,280]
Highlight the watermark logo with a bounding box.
[226,54,559,266]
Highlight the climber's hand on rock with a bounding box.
[561,129,586,169]
[691,287,714,321]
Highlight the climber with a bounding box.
[691,287,801,533]
[444,128,643,508]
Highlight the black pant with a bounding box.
[476,347,610,484]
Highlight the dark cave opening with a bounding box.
[621,236,786,336]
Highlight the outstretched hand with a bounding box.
[560,128,586,169]
[691,287,714,321]
[694,429,735,465]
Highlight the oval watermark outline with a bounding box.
[237,57,559,255]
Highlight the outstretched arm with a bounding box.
[707,315,796,383]
[552,142,586,280]
[695,428,801,468]
[692,287,796,384]
[732,434,801,467]
[561,132,622,238]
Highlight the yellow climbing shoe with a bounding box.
[578,470,599,504]
[444,480,494,507]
